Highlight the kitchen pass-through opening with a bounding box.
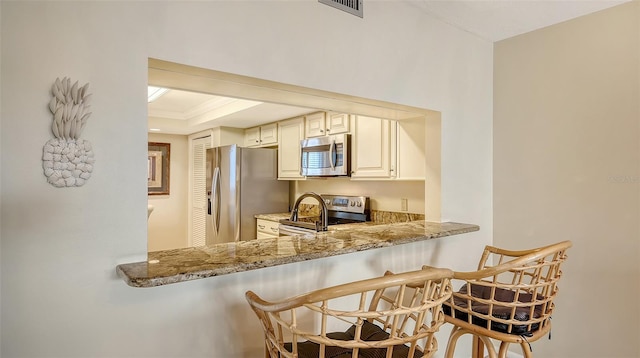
[147,58,442,252]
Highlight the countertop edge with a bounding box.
[116,221,479,288]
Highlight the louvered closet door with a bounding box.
[190,136,211,247]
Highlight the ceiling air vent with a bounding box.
[319,0,363,18]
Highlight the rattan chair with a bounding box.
[246,267,454,358]
[439,240,572,358]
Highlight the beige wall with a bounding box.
[147,133,188,251]
[494,3,639,357]
[0,3,3,354]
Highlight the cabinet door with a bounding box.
[351,115,391,178]
[244,127,261,147]
[257,219,280,236]
[304,112,326,138]
[326,112,350,135]
[189,136,212,248]
[278,117,305,179]
[260,123,278,146]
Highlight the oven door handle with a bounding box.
[278,224,317,237]
[329,139,336,170]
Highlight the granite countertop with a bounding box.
[116,220,479,288]
[255,212,294,222]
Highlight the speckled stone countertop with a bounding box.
[256,212,296,222]
[256,208,427,224]
[116,221,479,288]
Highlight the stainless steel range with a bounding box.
[279,193,370,236]
[321,194,370,225]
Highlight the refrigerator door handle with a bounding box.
[212,167,221,235]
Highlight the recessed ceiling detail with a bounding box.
[148,88,319,135]
[147,58,437,136]
[147,86,169,103]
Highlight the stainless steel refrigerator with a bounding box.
[206,145,288,245]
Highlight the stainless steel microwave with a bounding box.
[300,133,351,177]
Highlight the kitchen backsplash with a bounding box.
[297,204,425,224]
[292,179,425,214]
[369,211,425,223]
[296,203,321,217]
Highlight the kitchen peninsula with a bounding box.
[117,220,478,288]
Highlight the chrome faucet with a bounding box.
[290,192,328,232]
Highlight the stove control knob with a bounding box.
[356,201,362,207]
[350,201,355,206]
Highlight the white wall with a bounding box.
[0,2,492,357]
[147,133,188,252]
[494,3,639,357]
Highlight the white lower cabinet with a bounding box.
[256,219,279,239]
[278,117,305,179]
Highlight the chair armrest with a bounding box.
[483,245,543,258]
[485,240,572,260]
[470,240,573,279]
[247,268,454,312]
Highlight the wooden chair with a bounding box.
[245,267,454,358]
[439,240,572,358]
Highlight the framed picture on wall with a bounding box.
[148,142,170,195]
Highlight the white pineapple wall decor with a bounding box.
[42,77,95,187]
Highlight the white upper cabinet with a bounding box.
[259,123,278,146]
[304,112,327,138]
[305,112,350,138]
[350,116,426,180]
[350,115,392,178]
[326,112,350,135]
[244,127,261,147]
[210,127,244,148]
[245,123,278,147]
[278,116,305,179]
[242,111,424,181]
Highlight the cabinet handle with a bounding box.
[258,225,265,229]
[270,227,278,233]
[320,129,324,133]
[326,129,330,132]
